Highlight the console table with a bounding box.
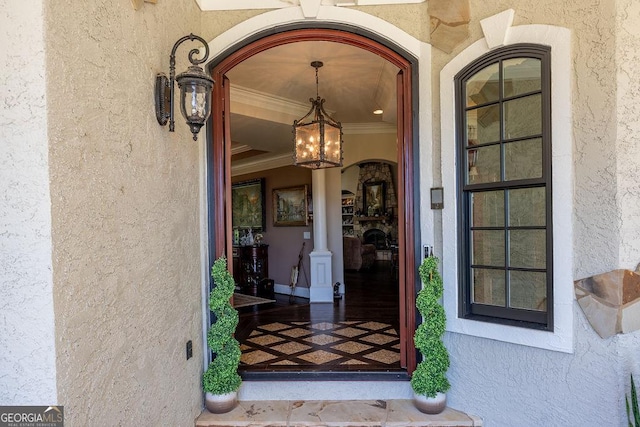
[234,244,269,297]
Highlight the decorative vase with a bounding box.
[413,392,447,414]
[205,391,238,414]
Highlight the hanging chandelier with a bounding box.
[292,61,343,169]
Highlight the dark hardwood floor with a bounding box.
[235,261,402,377]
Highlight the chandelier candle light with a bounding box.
[155,33,214,141]
[293,61,343,169]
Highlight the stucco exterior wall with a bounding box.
[435,0,620,278]
[45,1,205,425]
[615,0,640,268]
[0,0,57,405]
[4,0,639,424]
[447,311,622,426]
[436,1,639,426]
[199,4,428,45]
[350,4,427,43]
[201,10,264,42]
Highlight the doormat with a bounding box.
[233,293,276,308]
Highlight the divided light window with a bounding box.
[455,44,553,330]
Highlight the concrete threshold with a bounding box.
[196,399,483,426]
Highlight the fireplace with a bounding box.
[363,228,387,250]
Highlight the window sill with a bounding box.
[445,307,573,353]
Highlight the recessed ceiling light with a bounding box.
[373,109,383,115]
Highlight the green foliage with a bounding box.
[202,257,242,395]
[207,305,239,353]
[628,374,640,427]
[411,255,450,397]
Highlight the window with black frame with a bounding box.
[455,44,553,329]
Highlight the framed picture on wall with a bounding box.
[363,181,386,216]
[231,178,266,230]
[272,185,308,226]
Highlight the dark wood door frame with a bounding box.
[206,26,420,374]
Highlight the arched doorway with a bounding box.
[206,26,420,377]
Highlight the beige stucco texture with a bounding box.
[46,1,205,425]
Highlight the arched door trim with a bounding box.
[206,24,421,376]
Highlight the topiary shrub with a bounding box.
[202,257,242,395]
[410,255,451,397]
[628,374,639,427]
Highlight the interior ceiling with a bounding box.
[225,41,400,161]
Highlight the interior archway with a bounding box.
[206,25,420,378]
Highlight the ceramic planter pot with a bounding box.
[205,391,238,414]
[413,392,446,414]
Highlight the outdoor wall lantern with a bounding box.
[155,34,214,141]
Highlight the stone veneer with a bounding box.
[429,0,471,54]
[574,267,640,338]
[354,162,398,241]
[196,400,482,426]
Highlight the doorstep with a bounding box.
[195,399,482,426]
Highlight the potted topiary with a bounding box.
[411,254,450,414]
[628,374,639,426]
[202,256,242,413]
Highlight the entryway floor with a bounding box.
[195,399,482,426]
[236,263,402,375]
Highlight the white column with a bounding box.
[309,169,333,302]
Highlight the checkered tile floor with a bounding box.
[239,320,401,370]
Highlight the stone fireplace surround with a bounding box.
[353,162,398,243]
[364,228,387,250]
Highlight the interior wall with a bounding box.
[0,0,57,405]
[46,0,205,424]
[341,165,360,195]
[342,132,397,168]
[233,166,314,289]
[327,168,345,290]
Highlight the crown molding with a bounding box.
[229,86,396,177]
[230,121,395,175]
[231,152,294,177]
[232,85,393,133]
[342,122,396,134]
[230,144,253,155]
[231,85,311,120]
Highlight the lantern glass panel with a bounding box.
[323,124,341,164]
[180,80,211,125]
